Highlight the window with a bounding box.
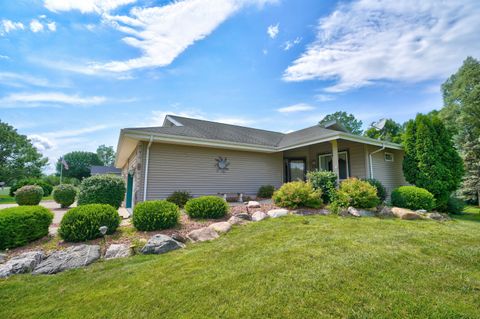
[384,152,394,162]
[318,151,349,179]
[284,159,306,182]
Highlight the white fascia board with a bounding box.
[338,133,403,150]
[165,116,184,126]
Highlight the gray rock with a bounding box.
[0,252,6,264]
[105,244,131,260]
[228,216,247,225]
[251,211,268,221]
[378,206,394,218]
[416,209,428,214]
[235,212,252,221]
[391,207,422,220]
[246,201,261,209]
[187,227,219,242]
[348,206,374,217]
[208,222,232,233]
[171,233,187,243]
[33,245,100,275]
[0,251,44,278]
[426,212,450,221]
[141,234,185,255]
[267,209,289,218]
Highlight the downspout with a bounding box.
[369,143,385,179]
[143,136,153,201]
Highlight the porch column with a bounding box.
[330,140,340,185]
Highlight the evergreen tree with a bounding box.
[403,114,464,210]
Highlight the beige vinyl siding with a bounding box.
[283,140,368,178]
[144,143,283,199]
[367,146,408,197]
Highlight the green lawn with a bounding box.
[1,211,480,318]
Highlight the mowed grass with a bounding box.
[1,211,480,319]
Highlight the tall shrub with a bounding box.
[77,175,126,209]
[307,170,337,203]
[403,114,464,210]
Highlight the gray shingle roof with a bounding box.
[90,166,121,175]
[125,115,342,148]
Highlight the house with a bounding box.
[90,165,121,176]
[115,115,407,208]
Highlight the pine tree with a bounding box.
[403,114,464,210]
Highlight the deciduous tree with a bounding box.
[319,111,363,135]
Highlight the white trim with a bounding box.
[369,143,385,179]
[318,151,350,179]
[143,136,153,201]
[165,116,184,127]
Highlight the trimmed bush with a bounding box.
[185,196,228,219]
[334,178,380,209]
[307,170,337,203]
[363,178,387,202]
[15,185,44,206]
[391,186,435,211]
[257,185,275,199]
[77,175,126,209]
[52,184,78,208]
[59,204,120,242]
[446,196,466,214]
[10,178,53,197]
[166,190,192,208]
[0,206,53,250]
[133,200,180,231]
[273,181,322,209]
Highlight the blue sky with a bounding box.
[1,0,479,172]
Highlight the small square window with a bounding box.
[385,152,394,162]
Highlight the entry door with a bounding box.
[126,174,134,208]
[284,159,306,182]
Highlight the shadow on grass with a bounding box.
[451,206,480,223]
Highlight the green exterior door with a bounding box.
[126,174,133,208]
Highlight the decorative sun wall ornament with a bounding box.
[215,156,230,173]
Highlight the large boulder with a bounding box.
[391,207,422,220]
[426,212,450,221]
[141,234,185,255]
[33,245,100,275]
[234,212,252,221]
[208,222,231,233]
[377,206,395,218]
[105,244,131,259]
[251,211,268,222]
[348,207,375,217]
[246,201,261,209]
[187,227,219,242]
[267,209,289,218]
[171,233,188,243]
[0,251,44,278]
[228,216,248,225]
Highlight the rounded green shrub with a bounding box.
[0,206,53,250]
[273,181,322,209]
[133,200,180,231]
[166,190,192,208]
[391,186,435,211]
[257,185,275,199]
[10,178,53,197]
[59,204,120,242]
[77,175,126,209]
[363,178,387,202]
[307,170,337,203]
[52,184,78,208]
[185,196,228,219]
[15,185,44,206]
[334,178,380,209]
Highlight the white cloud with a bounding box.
[283,0,480,92]
[0,92,107,107]
[44,0,137,14]
[30,19,44,32]
[277,103,315,113]
[47,22,57,31]
[315,94,335,102]
[1,20,24,35]
[283,36,301,51]
[0,55,10,60]
[0,72,51,87]
[29,134,54,151]
[267,23,279,39]
[82,0,277,72]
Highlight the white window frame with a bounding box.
[318,151,350,179]
[384,152,394,162]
